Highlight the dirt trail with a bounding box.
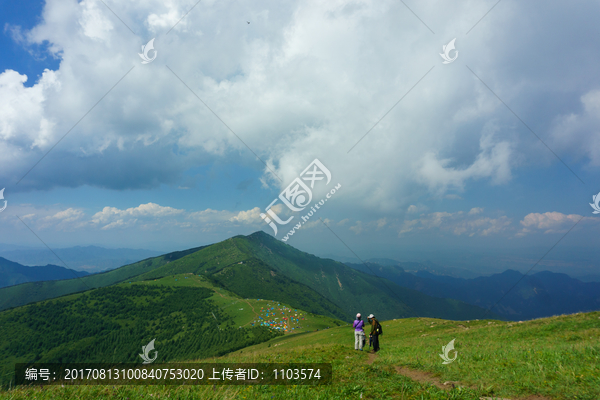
[363,354,456,392]
[366,352,377,365]
[365,352,550,399]
[392,365,552,400]
[394,366,456,391]
[364,350,452,390]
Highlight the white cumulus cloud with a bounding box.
[517,212,598,236]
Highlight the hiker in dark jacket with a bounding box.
[352,313,365,351]
[367,314,381,353]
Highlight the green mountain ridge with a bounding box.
[0,245,208,311]
[120,231,492,321]
[239,232,494,321]
[0,232,494,321]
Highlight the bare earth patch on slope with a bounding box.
[366,352,377,365]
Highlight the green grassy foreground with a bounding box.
[1,311,598,399]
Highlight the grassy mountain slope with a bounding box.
[205,258,348,321]
[0,246,207,311]
[222,311,599,400]
[126,232,492,321]
[144,274,344,332]
[128,238,348,320]
[5,311,598,399]
[236,232,493,321]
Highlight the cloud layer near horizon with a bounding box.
[6,202,598,243]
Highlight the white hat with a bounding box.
[368,314,374,319]
[356,313,361,318]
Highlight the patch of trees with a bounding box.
[0,285,281,387]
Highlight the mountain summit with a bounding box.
[124,231,491,321]
[0,231,492,320]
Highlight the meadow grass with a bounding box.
[2,311,598,399]
[137,274,341,331]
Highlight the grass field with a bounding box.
[2,310,598,399]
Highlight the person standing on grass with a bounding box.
[353,313,365,351]
[368,314,382,353]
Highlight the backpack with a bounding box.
[375,321,383,335]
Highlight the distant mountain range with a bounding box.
[0,245,163,273]
[325,247,600,282]
[0,232,492,321]
[344,261,600,320]
[366,258,480,279]
[0,257,89,288]
[3,234,596,321]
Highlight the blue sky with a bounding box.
[0,0,599,276]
